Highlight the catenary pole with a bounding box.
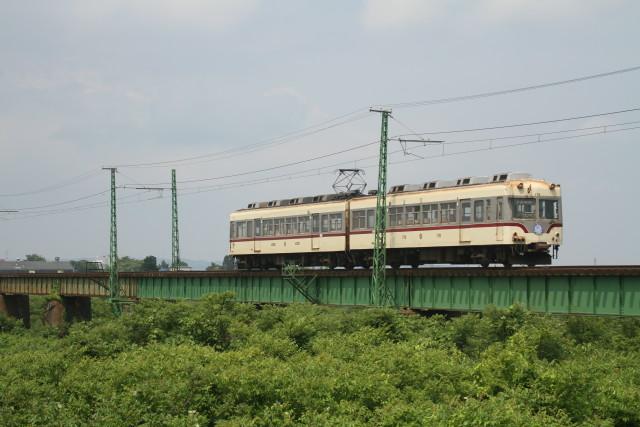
[370,108,394,306]
[171,169,181,271]
[102,167,120,314]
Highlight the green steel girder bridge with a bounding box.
[1,266,640,326]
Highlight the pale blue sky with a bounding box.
[1,0,639,265]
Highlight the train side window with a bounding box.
[389,206,404,227]
[330,213,343,231]
[285,217,295,235]
[274,218,282,236]
[247,220,253,238]
[461,201,472,223]
[440,202,456,223]
[485,199,492,221]
[497,197,503,220]
[230,221,235,239]
[254,219,261,237]
[474,200,484,222]
[298,216,309,233]
[263,219,273,236]
[366,209,375,229]
[352,210,366,230]
[321,214,329,233]
[236,221,247,238]
[312,214,320,233]
[421,204,438,224]
[406,205,420,225]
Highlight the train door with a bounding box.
[253,219,261,253]
[495,197,504,241]
[311,214,320,250]
[459,199,472,243]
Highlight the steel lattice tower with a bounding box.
[370,108,394,306]
[171,169,180,271]
[103,167,120,314]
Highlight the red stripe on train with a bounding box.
[229,222,564,243]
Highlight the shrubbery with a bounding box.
[1,297,639,425]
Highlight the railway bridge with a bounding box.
[1,266,639,327]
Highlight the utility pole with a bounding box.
[102,167,120,314]
[171,169,180,271]
[370,108,394,307]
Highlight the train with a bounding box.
[229,172,562,269]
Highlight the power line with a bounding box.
[391,107,640,137]
[141,140,381,185]
[0,169,101,198]
[5,125,639,222]
[110,110,370,169]
[386,65,640,109]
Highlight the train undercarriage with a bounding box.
[235,244,555,270]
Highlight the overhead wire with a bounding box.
[3,123,639,222]
[386,65,640,109]
[0,169,102,198]
[390,107,640,137]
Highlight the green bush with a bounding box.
[1,297,639,426]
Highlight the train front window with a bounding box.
[497,197,503,220]
[539,199,559,220]
[511,198,536,219]
[254,219,261,237]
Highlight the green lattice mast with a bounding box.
[103,167,120,314]
[370,108,394,306]
[171,169,180,271]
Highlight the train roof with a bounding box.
[240,172,540,211]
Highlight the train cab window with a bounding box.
[474,200,484,222]
[230,222,235,239]
[247,221,254,238]
[511,198,536,219]
[367,209,375,229]
[321,214,330,233]
[312,214,320,233]
[352,210,367,230]
[254,219,261,237]
[422,204,439,224]
[405,205,420,225]
[497,197,503,220]
[330,213,343,231]
[389,206,404,227]
[274,218,283,236]
[461,201,472,223]
[539,199,559,220]
[485,200,492,221]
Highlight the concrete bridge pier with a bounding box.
[0,294,31,328]
[43,296,92,327]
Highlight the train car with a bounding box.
[229,172,562,268]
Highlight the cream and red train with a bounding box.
[229,173,562,268]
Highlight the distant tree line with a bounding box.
[22,253,236,272]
